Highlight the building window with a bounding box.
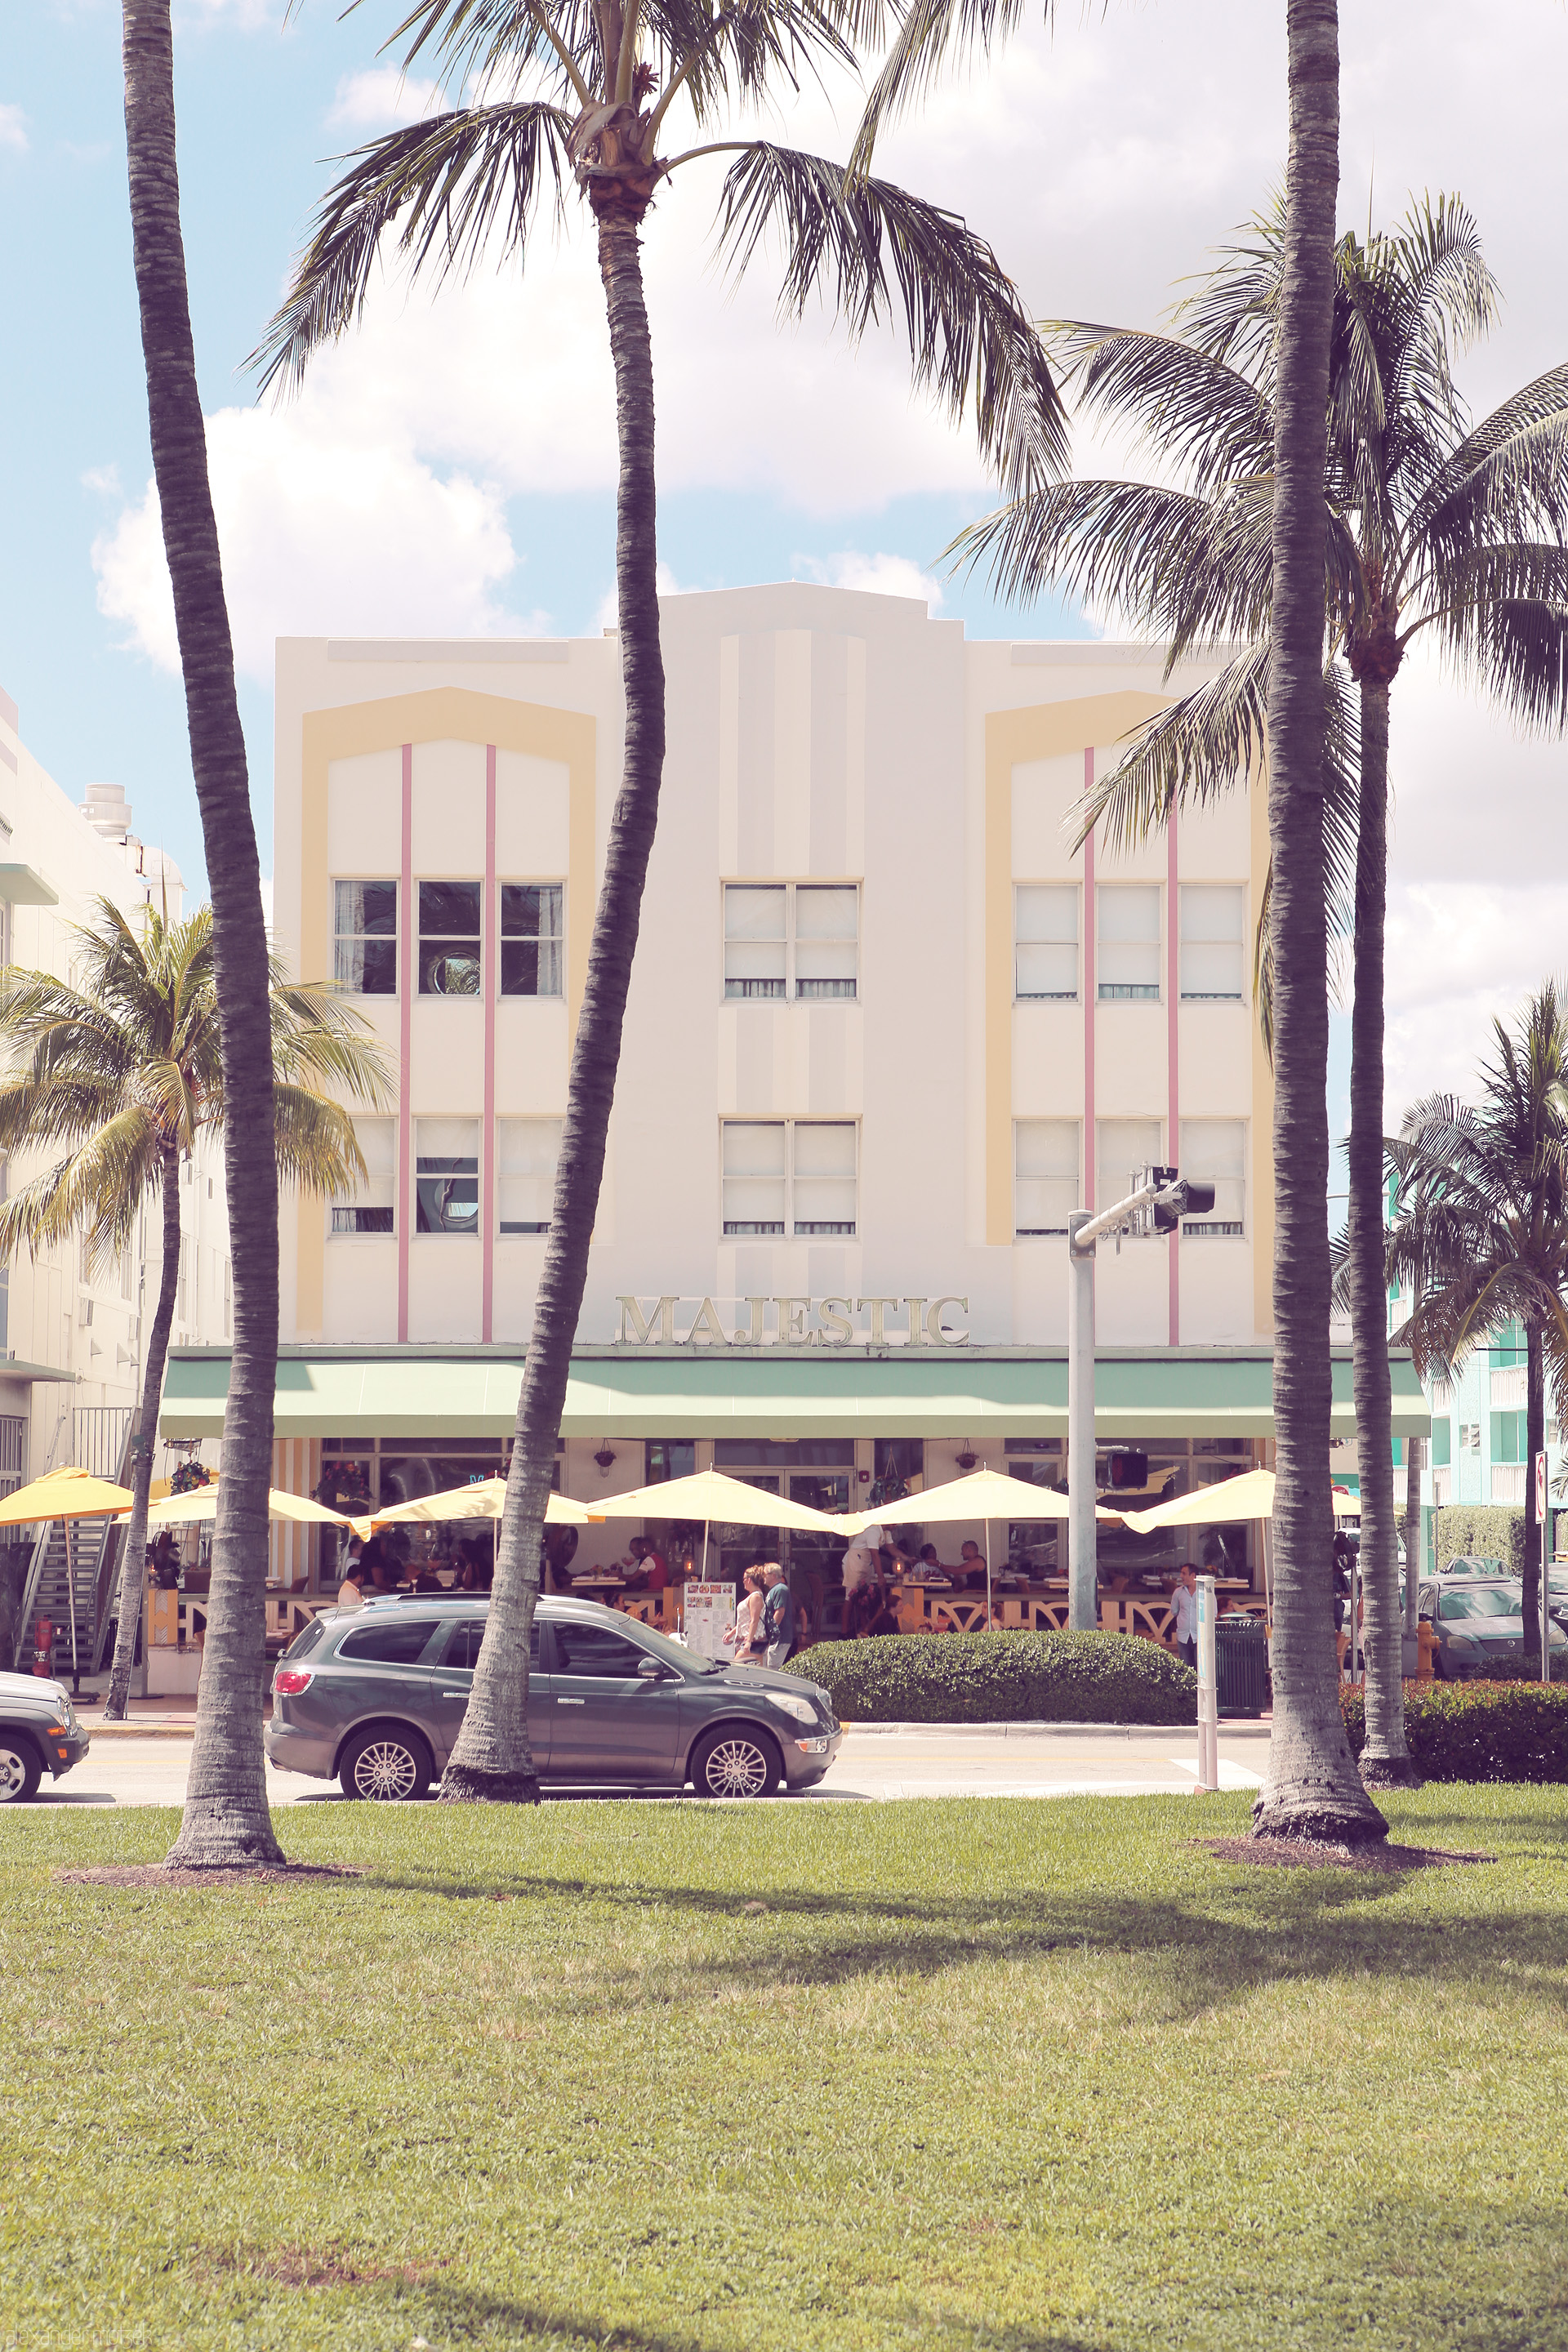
[1097,1119,1163,1218]
[1014,885,1079,1000]
[723,884,858,1001]
[1097,885,1160,1001]
[646,1440,696,1483]
[501,885,564,997]
[331,1116,396,1236]
[1178,1119,1247,1237]
[418,882,482,996]
[1180,885,1245,1000]
[720,1119,857,1236]
[334,880,398,996]
[498,1117,561,1234]
[1459,1420,1481,1458]
[1014,1120,1080,1236]
[416,1118,479,1235]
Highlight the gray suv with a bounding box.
[266,1595,841,1800]
[0,1672,91,1802]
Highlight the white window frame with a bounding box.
[719,1118,858,1238]
[722,883,860,1004]
[333,880,399,997]
[1179,884,1246,1003]
[1013,884,1080,1002]
[497,1116,563,1236]
[1096,884,1163,1003]
[414,1117,480,1237]
[417,881,483,997]
[330,1116,397,1240]
[499,884,565,999]
[1013,1120,1081,1237]
[1178,1118,1248,1240]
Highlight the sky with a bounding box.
[3,0,1568,1146]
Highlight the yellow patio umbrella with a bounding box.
[595,1467,845,1580]
[136,1484,361,1530]
[840,1468,1120,1619]
[1118,1468,1362,1536]
[359,1479,604,1539]
[0,1465,135,1526]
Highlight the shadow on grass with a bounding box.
[421,2283,1105,2352]
[328,1851,1568,2031]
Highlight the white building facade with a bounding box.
[162,586,1424,1590]
[0,681,232,1499]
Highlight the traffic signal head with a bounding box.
[1152,1172,1217,1230]
[1106,1448,1149,1490]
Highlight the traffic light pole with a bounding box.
[1067,1170,1214,1637]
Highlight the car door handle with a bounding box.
[440,1690,470,1699]
[556,1696,586,1705]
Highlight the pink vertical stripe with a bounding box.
[482,745,497,1342]
[1167,802,1180,1344]
[396,744,413,1343]
[1082,746,1095,1210]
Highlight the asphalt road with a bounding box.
[7,1728,1267,1809]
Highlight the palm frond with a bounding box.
[1048,323,1275,501]
[847,0,1036,181]
[252,101,572,394]
[1410,368,1568,554]
[0,1107,162,1267]
[710,141,1067,492]
[272,1087,368,1197]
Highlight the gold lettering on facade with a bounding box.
[617,1294,679,1344]
[817,1296,853,1343]
[732,1295,768,1344]
[854,1296,902,1344]
[773,1296,811,1343]
[926,1295,970,1345]
[684,1297,728,1345]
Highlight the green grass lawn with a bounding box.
[3,1789,1568,2352]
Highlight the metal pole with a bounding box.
[984,1518,992,1628]
[1196,1570,1218,1790]
[1067,1213,1098,1632]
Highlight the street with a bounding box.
[8,1725,1268,1808]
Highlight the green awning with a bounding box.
[161,1344,1430,1443]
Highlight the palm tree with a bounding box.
[123,3,289,1866]
[957,185,1568,1789]
[1387,984,1568,1673]
[254,0,1066,1802]
[0,902,390,1722]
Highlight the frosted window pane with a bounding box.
[724,888,785,942]
[794,887,858,941]
[1098,886,1160,942]
[1016,942,1078,997]
[1015,885,1077,943]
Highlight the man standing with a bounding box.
[841,1523,885,1595]
[1169,1563,1199,1669]
[762,1563,795,1668]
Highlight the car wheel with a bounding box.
[0,1737,42,1804]
[338,1726,433,1802]
[689,1725,782,1799]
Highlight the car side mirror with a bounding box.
[636,1658,664,1680]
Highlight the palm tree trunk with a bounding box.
[441,209,666,1801]
[122,0,282,1865]
[1252,0,1384,1843]
[104,1147,181,1721]
[1523,1322,1544,1672]
[1348,679,1415,1784]
[1402,1432,1422,1633]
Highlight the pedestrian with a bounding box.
[724,1566,768,1664]
[1168,1562,1199,1668]
[956,1539,986,1591]
[761,1562,795,1667]
[624,1535,670,1591]
[841,1522,885,1595]
[336,1560,365,1609]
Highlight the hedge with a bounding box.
[1342,1680,1568,1782]
[1433,1504,1525,1576]
[787,1630,1198,1726]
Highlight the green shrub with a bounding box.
[1433,1504,1525,1575]
[1341,1680,1568,1781]
[787,1630,1198,1726]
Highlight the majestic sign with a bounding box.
[613,1294,971,1348]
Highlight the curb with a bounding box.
[840,1719,1271,1740]
[82,1721,198,1740]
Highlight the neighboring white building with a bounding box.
[0,680,231,1497]
[161,586,1425,1592]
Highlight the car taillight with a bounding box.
[273,1667,314,1696]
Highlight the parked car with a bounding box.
[0,1673,91,1802]
[265,1595,842,1800]
[1438,1554,1508,1578]
[1419,1578,1568,1679]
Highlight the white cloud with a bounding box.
[1383,883,1568,1124]
[797,550,943,608]
[80,462,121,497]
[92,402,534,680]
[0,103,28,154]
[327,68,442,132]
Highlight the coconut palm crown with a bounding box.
[0,898,390,1719]
[951,190,1568,1816]
[1385,982,1568,1672]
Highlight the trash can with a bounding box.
[1214,1614,1270,1718]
